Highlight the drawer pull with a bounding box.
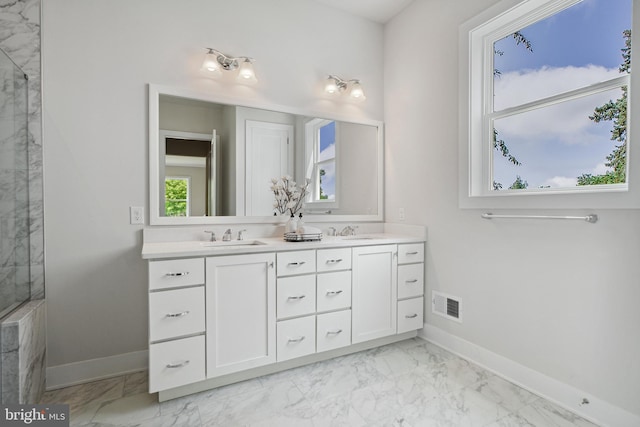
[405,313,419,319]
[326,258,343,264]
[326,290,343,296]
[165,310,190,318]
[287,295,306,300]
[166,360,190,369]
[288,261,306,266]
[326,329,343,335]
[405,279,418,284]
[165,272,190,277]
[287,336,305,343]
[405,251,419,255]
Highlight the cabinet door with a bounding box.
[206,253,276,377]
[352,245,398,344]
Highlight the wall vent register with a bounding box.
[432,291,461,322]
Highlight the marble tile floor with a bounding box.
[39,339,601,427]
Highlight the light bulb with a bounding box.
[237,59,257,84]
[202,49,222,76]
[325,77,339,95]
[349,81,366,101]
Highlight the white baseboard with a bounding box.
[419,324,640,427]
[46,350,148,391]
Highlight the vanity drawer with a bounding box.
[277,315,316,361]
[276,275,316,319]
[397,263,424,300]
[397,297,424,334]
[277,250,316,276]
[317,310,351,352]
[317,248,351,272]
[149,335,205,392]
[149,258,205,290]
[149,286,205,342]
[316,271,351,312]
[398,243,424,265]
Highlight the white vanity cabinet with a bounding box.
[148,258,206,392]
[397,243,425,333]
[143,233,426,400]
[352,245,398,344]
[206,253,276,377]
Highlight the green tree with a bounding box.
[319,169,328,199]
[165,178,188,216]
[577,29,630,186]
[509,175,528,190]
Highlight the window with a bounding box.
[305,119,339,208]
[165,176,190,216]
[460,0,640,208]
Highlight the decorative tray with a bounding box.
[284,232,323,242]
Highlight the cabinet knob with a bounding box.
[326,290,343,296]
[287,336,305,343]
[405,279,418,284]
[326,259,343,264]
[405,313,418,319]
[288,261,306,266]
[166,360,190,369]
[287,295,306,300]
[326,329,343,335]
[165,311,190,318]
[406,251,419,255]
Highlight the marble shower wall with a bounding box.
[0,0,45,405]
[0,0,44,300]
[0,300,46,403]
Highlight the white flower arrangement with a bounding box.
[271,175,310,216]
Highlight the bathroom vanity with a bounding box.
[142,229,426,401]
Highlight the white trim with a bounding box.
[46,350,148,391]
[419,324,640,427]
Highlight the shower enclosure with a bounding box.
[0,47,30,319]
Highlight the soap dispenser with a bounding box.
[296,213,305,234]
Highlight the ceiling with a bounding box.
[312,0,415,23]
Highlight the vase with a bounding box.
[285,214,297,233]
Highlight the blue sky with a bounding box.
[492,0,632,189]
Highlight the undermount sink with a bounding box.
[341,236,375,240]
[201,240,267,248]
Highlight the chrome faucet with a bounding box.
[205,231,216,242]
[340,225,357,236]
[237,229,247,240]
[222,229,232,241]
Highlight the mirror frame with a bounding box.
[149,83,384,225]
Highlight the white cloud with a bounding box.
[495,65,620,109]
[494,65,622,145]
[542,176,578,188]
[592,162,611,175]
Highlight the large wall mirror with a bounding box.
[149,84,383,225]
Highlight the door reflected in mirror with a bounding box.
[149,84,383,225]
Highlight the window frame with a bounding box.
[304,118,340,210]
[459,0,640,209]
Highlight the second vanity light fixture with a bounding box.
[324,75,366,101]
[202,48,258,84]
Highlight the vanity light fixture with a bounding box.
[324,75,366,101]
[202,48,258,84]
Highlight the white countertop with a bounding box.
[142,233,426,260]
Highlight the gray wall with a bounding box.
[41,0,383,373]
[384,0,640,417]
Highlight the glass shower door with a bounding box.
[0,47,30,319]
